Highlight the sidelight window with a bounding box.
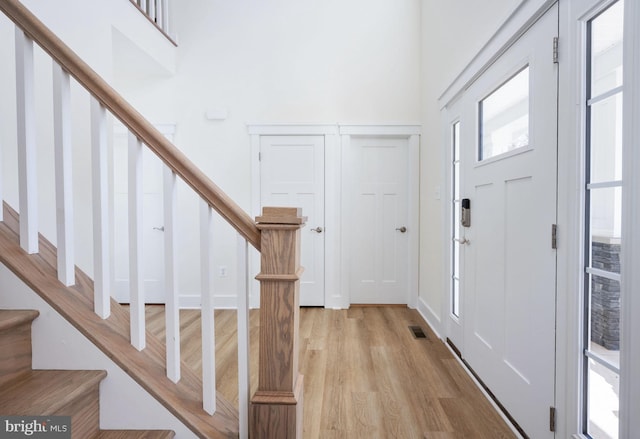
[583,2,624,438]
[451,121,461,317]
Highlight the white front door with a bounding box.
[260,135,325,306]
[113,133,167,304]
[458,5,558,438]
[345,136,409,304]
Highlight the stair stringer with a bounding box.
[0,263,197,438]
[0,204,238,439]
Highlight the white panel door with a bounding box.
[460,5,558,438]
[346,136,409,304]
[113,135,166,304]
[260,135,325,306]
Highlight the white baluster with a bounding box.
[161,0,169,32]
[129,133,145,350]
[90,97,110,318]
[200,200,216,414]
[148,0,156,23]
[139,0,148,14]
[15,29,38,254]
[154,0,162,26]
[237,235,250,439]
[52,64,75,286]
[164,166,180,382]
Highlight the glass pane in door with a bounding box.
[479,67,530,160]
[590,1,624,97]
[590,95,623,183]
[588,359,620,439]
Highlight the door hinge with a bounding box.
[549,406,556,432]
[551,224,558,249]
[553,37,559,64]
[258,152,262,161]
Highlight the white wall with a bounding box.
[0,0,175,278]
[0,0,524,311]
[115,0,423,305]
[418,0,520,331]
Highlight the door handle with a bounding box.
[396,226,407,233]
[311,227,323,233]
[454,237,470,245]
[153,226,165,232]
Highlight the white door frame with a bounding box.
[339,124,420,308]
[248,123,420,309]
[620,0,640,434]
[442,109,465,352]
[558,0,640,437]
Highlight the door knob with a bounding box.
[153,226,165,232]
[396,226,407,233]
[311,227,323,233]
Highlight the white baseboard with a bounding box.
[178,293,238,309]
[416,296,443,340]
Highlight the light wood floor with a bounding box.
[145,306,516,439]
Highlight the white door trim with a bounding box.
[248,123,420,309]
[438,0,556,110]
[620,0,640,435]
[339,124,421,308]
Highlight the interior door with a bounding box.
[346,136,409,304]
[260,135,325,306]
[113,133,166,304]
[460,5,558,438]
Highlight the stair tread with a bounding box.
[0,369,107,414]
[94,430,175,439]
[0,309,39,332]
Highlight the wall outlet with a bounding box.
[218,265,228,277]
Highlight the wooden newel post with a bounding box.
[251,207,306,438]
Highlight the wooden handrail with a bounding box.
[0,0,261,251]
